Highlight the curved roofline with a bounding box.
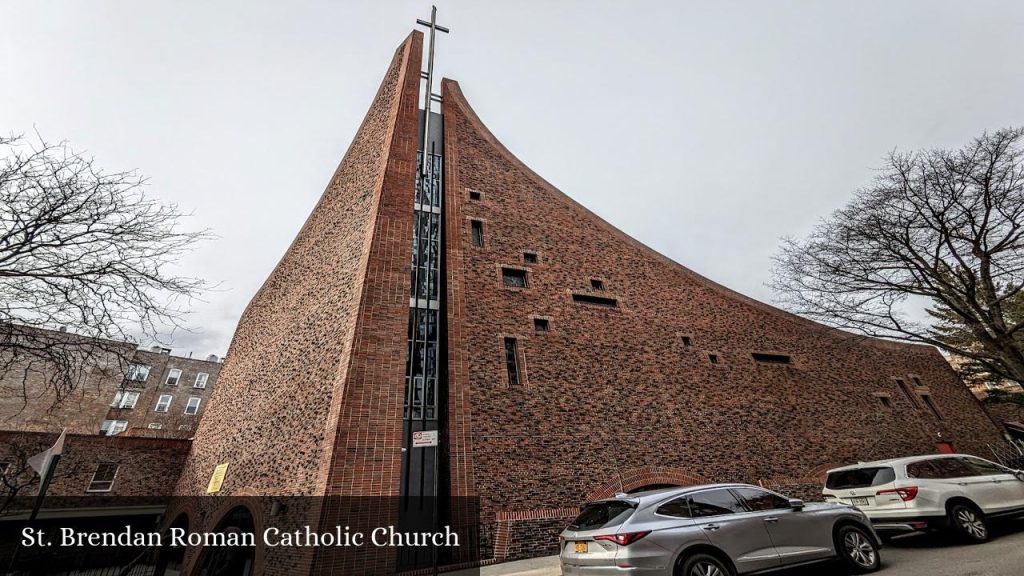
[440,78,935,354]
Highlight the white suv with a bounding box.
[822,454,1024,543]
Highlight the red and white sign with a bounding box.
[412,430,439,448]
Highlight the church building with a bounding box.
[169,24,1006,575]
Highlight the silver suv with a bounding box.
[560,483,881,575]
[823,454,1024,542]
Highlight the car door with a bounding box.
[961,456,1024,513]
[933,457,1006,513]
[732,487,834,566]
[687,488,780,573]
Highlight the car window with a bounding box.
[688,489,746,518]
[931,457,975,479]
[732,487,790,511]
[826,467,895,489]
[569,501,635,530]
[961,457,1008,476]
[906,460,944,479]
[656,497,692,518]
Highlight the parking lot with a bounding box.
[482,518,1024,576]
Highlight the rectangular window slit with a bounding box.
[502,267,528,288]
[921,394,943,420]
[471,220,484,247]
[752,352,791,364]
[878,396,892,409]
[571,293,617,307]
[681,336,692,347]
[504,337,520,386]
[708,353,719,365]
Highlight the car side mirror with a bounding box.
[788,498,805,511]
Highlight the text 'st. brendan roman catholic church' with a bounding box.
[172,16,1005,575]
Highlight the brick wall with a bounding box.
[440,78,1008,560]
[0,430,190,498]
[170,31,423,576]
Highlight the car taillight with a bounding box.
[593,531,650,546]
[877,486,919,501]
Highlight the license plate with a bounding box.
[850,497,870,506]
[574,542,588,554]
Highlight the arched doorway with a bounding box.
[194,506,256,576]
[156,513,190,576]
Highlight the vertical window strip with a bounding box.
[504,337,520,386]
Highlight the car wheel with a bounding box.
[835,524,881,573]
[949,503,989,543]
[680,553,733,576]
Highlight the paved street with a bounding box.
[481,518,1024,576]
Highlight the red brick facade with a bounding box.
[439,79,1008,560]
[168,30,1009,573]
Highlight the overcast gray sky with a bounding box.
[2,1,1022,357]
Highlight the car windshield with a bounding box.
[826,467,895,489]
[568,501,635,530]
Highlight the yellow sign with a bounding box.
[206,463,229,493]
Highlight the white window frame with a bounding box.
[193,372,209,389]
[113,391,140,409]
[165,368,182,386]
[154,394,173,413]
[184,396,201,415]
[100,420,128,436]
[87,463,119,492]
[126,363,150,382]
[147,423,163,429]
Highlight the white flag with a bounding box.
[27,428,66,477]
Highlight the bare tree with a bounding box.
[0,134,209,408]
[772,127,1024,384]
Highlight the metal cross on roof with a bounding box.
[416,6,449,173]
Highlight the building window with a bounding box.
[154,394,173,413]
[590,278,605,290]
[502,267,528,288]
[681,336,693,347]
[752,353,791,365]
[112,391,140,409]
[911,376,923,387]
[147,423,163,429]
[504,337,521,386]
[87,463,119,492]
[708,353,720,365]
[921,394,943,420]
[178,424,192,431]
[468,189,481,201]
[0,462,9,477]
[194,373,209,389]
[165,368,182,386]
[534,318,549,332]
[523,252,538,264]
[471,220,484,247]
[184,397,201,415]
[100,420,127,436]
[896,379,919,409]
[572,293,617,307]
[878,395,893,409]
[126,363,150,382]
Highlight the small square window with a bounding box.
[534,318,549,332]
[682,336,692,347]
[502,268,528,288]
[87,463,119,492]
[523,252,538,264]
[708,353,720,365]
[878,396,892,409]
[468,190,481,201]
[911,376,923,387]
[471,220,484,247]
[591,279,605,291]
